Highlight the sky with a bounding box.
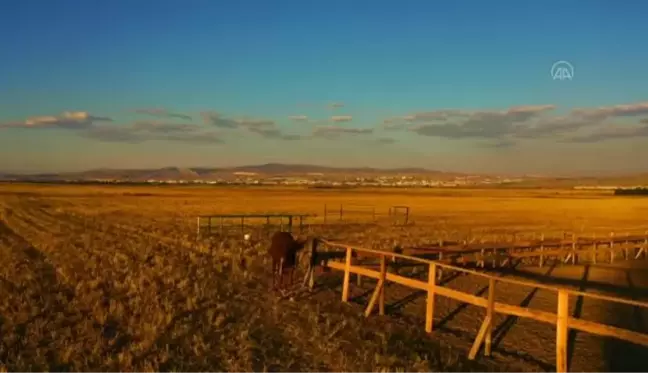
[1,0,647,176]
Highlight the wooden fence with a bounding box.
[401,232,648,269]
[306,239,648,372]
[388,205,410,226]
[323,204,412,225]
[196,213,313,237]
[323,204,377,223]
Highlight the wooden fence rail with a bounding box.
[310,239,648,372]
[196,213,314,237]
[402,232,648,269]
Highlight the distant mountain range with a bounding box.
[1,163,647,186]
[0,163,468,182]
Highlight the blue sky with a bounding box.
[1,0,647,175]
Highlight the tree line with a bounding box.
[614,187,648,196]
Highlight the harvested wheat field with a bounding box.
[1,183,648,372]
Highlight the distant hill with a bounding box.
[2,163,647,186]
[223,163,452,177]
[0,163,464,182]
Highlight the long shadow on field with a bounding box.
[477,263,648,299]
[329,263,470,314]
[626,271,646,331]
[0,220,61,292]
[1,215,140,370]
[432,262,524,334]
[0,219,77,370]
[386,271,465,316]
[302,253,559,370]
[492,262,557,349]
[602,264,648,372]
[309,261,464,313]
[567,264,590,370]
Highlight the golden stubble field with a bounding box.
[1,183,648,372]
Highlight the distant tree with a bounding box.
[614,187,648,196]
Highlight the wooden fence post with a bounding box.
[592,233,597,264]
[379,255,386,315]
[540,233,545,268]
[302,239,317,290]
[342,246,352,302]
[324,204,328,224]
[571,234,577,265]
[485,278,495,356]
[625,232,629,260]
[610,232,615,263]
[196,217,200,238]
[425,263,437,333]
[480,248,485,268]
[556,290,569,373]
[364,254,387,317]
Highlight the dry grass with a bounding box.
[1,183,648,371]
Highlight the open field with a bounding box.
[1,183,648,371]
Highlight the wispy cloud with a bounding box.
[404,109,471,122]
[378,101,648,147]
[162,132,225,144]
[313,125,373,139]
[513,115,592,139]
[81,126,144,143]
[132,108,192,121]
[201,111,299,140]
[200,111,274,129]
[570,101,648,120]
[235,118,275,128]
[328,102,345,109]
[384,105,557,140]
[381,120,411,131]
[562,120,648,143]
[82,120,224,145]
[248,127,301,140]
[0,111,223,145]
[331,115,353,123]
[288,115,308,122]
[131,120,198,133]
[200,111,240,129]
[0,111,112,129]
[0,112,223,146]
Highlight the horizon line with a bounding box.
[3,162,647,179]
